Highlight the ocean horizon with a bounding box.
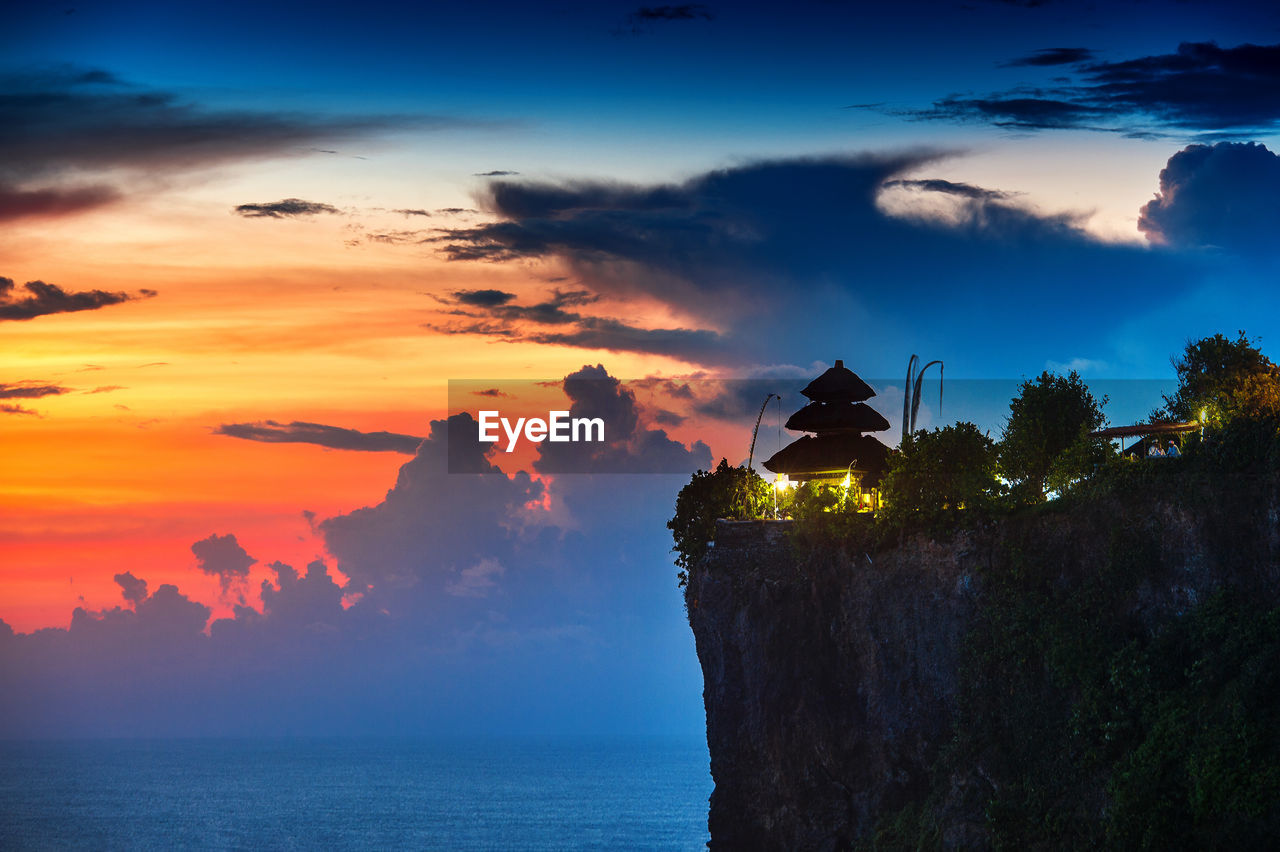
[0,735,712,850]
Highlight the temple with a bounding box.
[762,360,891,507]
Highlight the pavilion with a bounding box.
[1088,421,1201,459]
[763,360,891,508]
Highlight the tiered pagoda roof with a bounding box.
[763,359,890,484]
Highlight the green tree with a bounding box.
[1161,331,1280,425]
[999,371,1106,503]
[878,422,999,531]
[668,459,770,586]
[1047,430,1115,497]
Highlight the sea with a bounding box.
[0,736,712,850]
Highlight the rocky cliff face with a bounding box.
[686,520,979,850]
[685,485,1280,850]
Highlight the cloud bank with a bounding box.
[428,152,1197,372]
[1139,141,1280,254]
[0,365,710,737]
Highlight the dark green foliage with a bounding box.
[949,521,1156,849]
[668,459,770,586]
[1161,331,1280,425]
[865,418,1280,849]
[1103,593,1280,849]
[788,510,881,564]
[999,371,1107,504]
[878,422,1000,535]
[1046,429,1113,496]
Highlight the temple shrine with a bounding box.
[762,360,891,508]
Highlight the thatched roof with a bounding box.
[785,401,891,434]
[762,432,890,484]
[1089,421,1199,438]
[800,359,875,403]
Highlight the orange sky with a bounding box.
[0,187,721,632]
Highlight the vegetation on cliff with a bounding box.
[676,333,1280,849]
[877,422,1000,532]
[669,459,771,587]
[870,335,1280,847]
[871,423,1280,849]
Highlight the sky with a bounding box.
[2,0,1280,737]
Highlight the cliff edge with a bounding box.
[685,476,1280,849]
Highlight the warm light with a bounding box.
[862,492,872,505]
[841,473,851,490]
[774,473,793,491]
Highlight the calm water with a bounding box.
[0,737,711,850]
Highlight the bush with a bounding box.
[668,459,770,586]
[878,422,1000,535]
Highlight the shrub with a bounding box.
[878,422,1000,535]
[668,459,770,586]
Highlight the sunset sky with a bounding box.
[3,0,1280,737]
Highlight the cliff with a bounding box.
[685,474,1280,849]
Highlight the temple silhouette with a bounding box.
[762,360,890,505]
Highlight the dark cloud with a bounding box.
[233,198,341,219]
[450,288,517,307]
[0,67,495,223]
[919,41,1280,133]
[0,382,67,399]
[882,178,1010,200]
[113,571,148,606]
[391,208,431,217]
[522,317,724,361]
[920,95,1105,131]
[0,183,120,222]
[474,170,519,176]
[1138,141,1280,254]
[622,3,715,32]
[432,153,1197,370]
[361,229,429,245]
[191,533,255,591]
[633,4,713,21]
[0,404,39,416]
[472,388,508,397]
[1003,47,1095,67]
[532,364,711,474]
[72,583,211,643]
[0,276,155,321]
[322,412,543,600]
[215,420,425,454]
[687,377,809,422]
[431,287,728,362]
[435,155,919,287]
